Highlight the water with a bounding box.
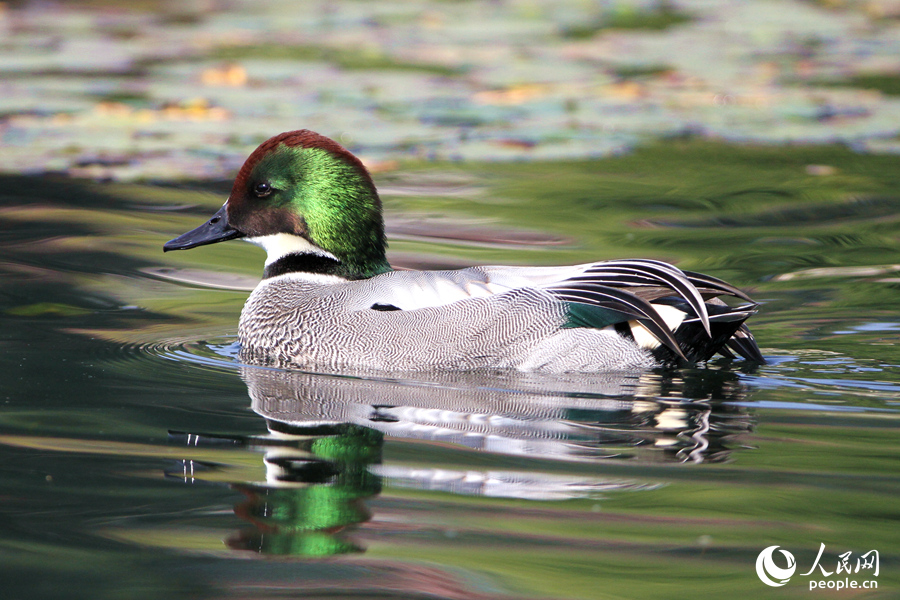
[1,141,898,599]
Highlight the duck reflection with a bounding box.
[245,366,752,465]
[169,422,381,557]
[227,423,381,556]
[170,366,753,556]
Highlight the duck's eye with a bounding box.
[253,182,272,198]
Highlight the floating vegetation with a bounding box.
[210,44,462,76]
[612,64,675,79]
[807,73,900,96]
[561,2,692,38]
[1,1,899,180]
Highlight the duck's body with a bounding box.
[165,130,763,372]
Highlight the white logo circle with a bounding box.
[756,545,797,587]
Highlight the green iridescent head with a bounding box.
[164,130,390,279]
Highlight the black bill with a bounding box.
[163,204,244,251]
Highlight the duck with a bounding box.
[164,129,764,372]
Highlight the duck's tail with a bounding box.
[648,299,764,365]
[546,260,764,366]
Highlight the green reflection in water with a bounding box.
[227,425,383,556]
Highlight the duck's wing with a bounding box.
[352,267,518,311]
[358,260,761,363]
[483,260,762,359]
[485,260,755,325]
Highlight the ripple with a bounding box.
[96,325,900,424]
[141,267,258,291]
[89,334,243,390]
[742,349,900,406]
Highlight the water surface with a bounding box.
[1,142,898,598]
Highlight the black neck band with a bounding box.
[264,253,346,279]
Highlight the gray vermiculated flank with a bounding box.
[238,270,655,373]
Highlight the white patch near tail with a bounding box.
[629,304,687,349]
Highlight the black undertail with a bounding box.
[650,299,762,365]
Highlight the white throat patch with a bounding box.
[243,233,338,266]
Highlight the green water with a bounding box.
[1,141,898,599]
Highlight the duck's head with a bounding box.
[164,130,390,279]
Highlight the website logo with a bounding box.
[756,546,796,587]
[756,544,879,591]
